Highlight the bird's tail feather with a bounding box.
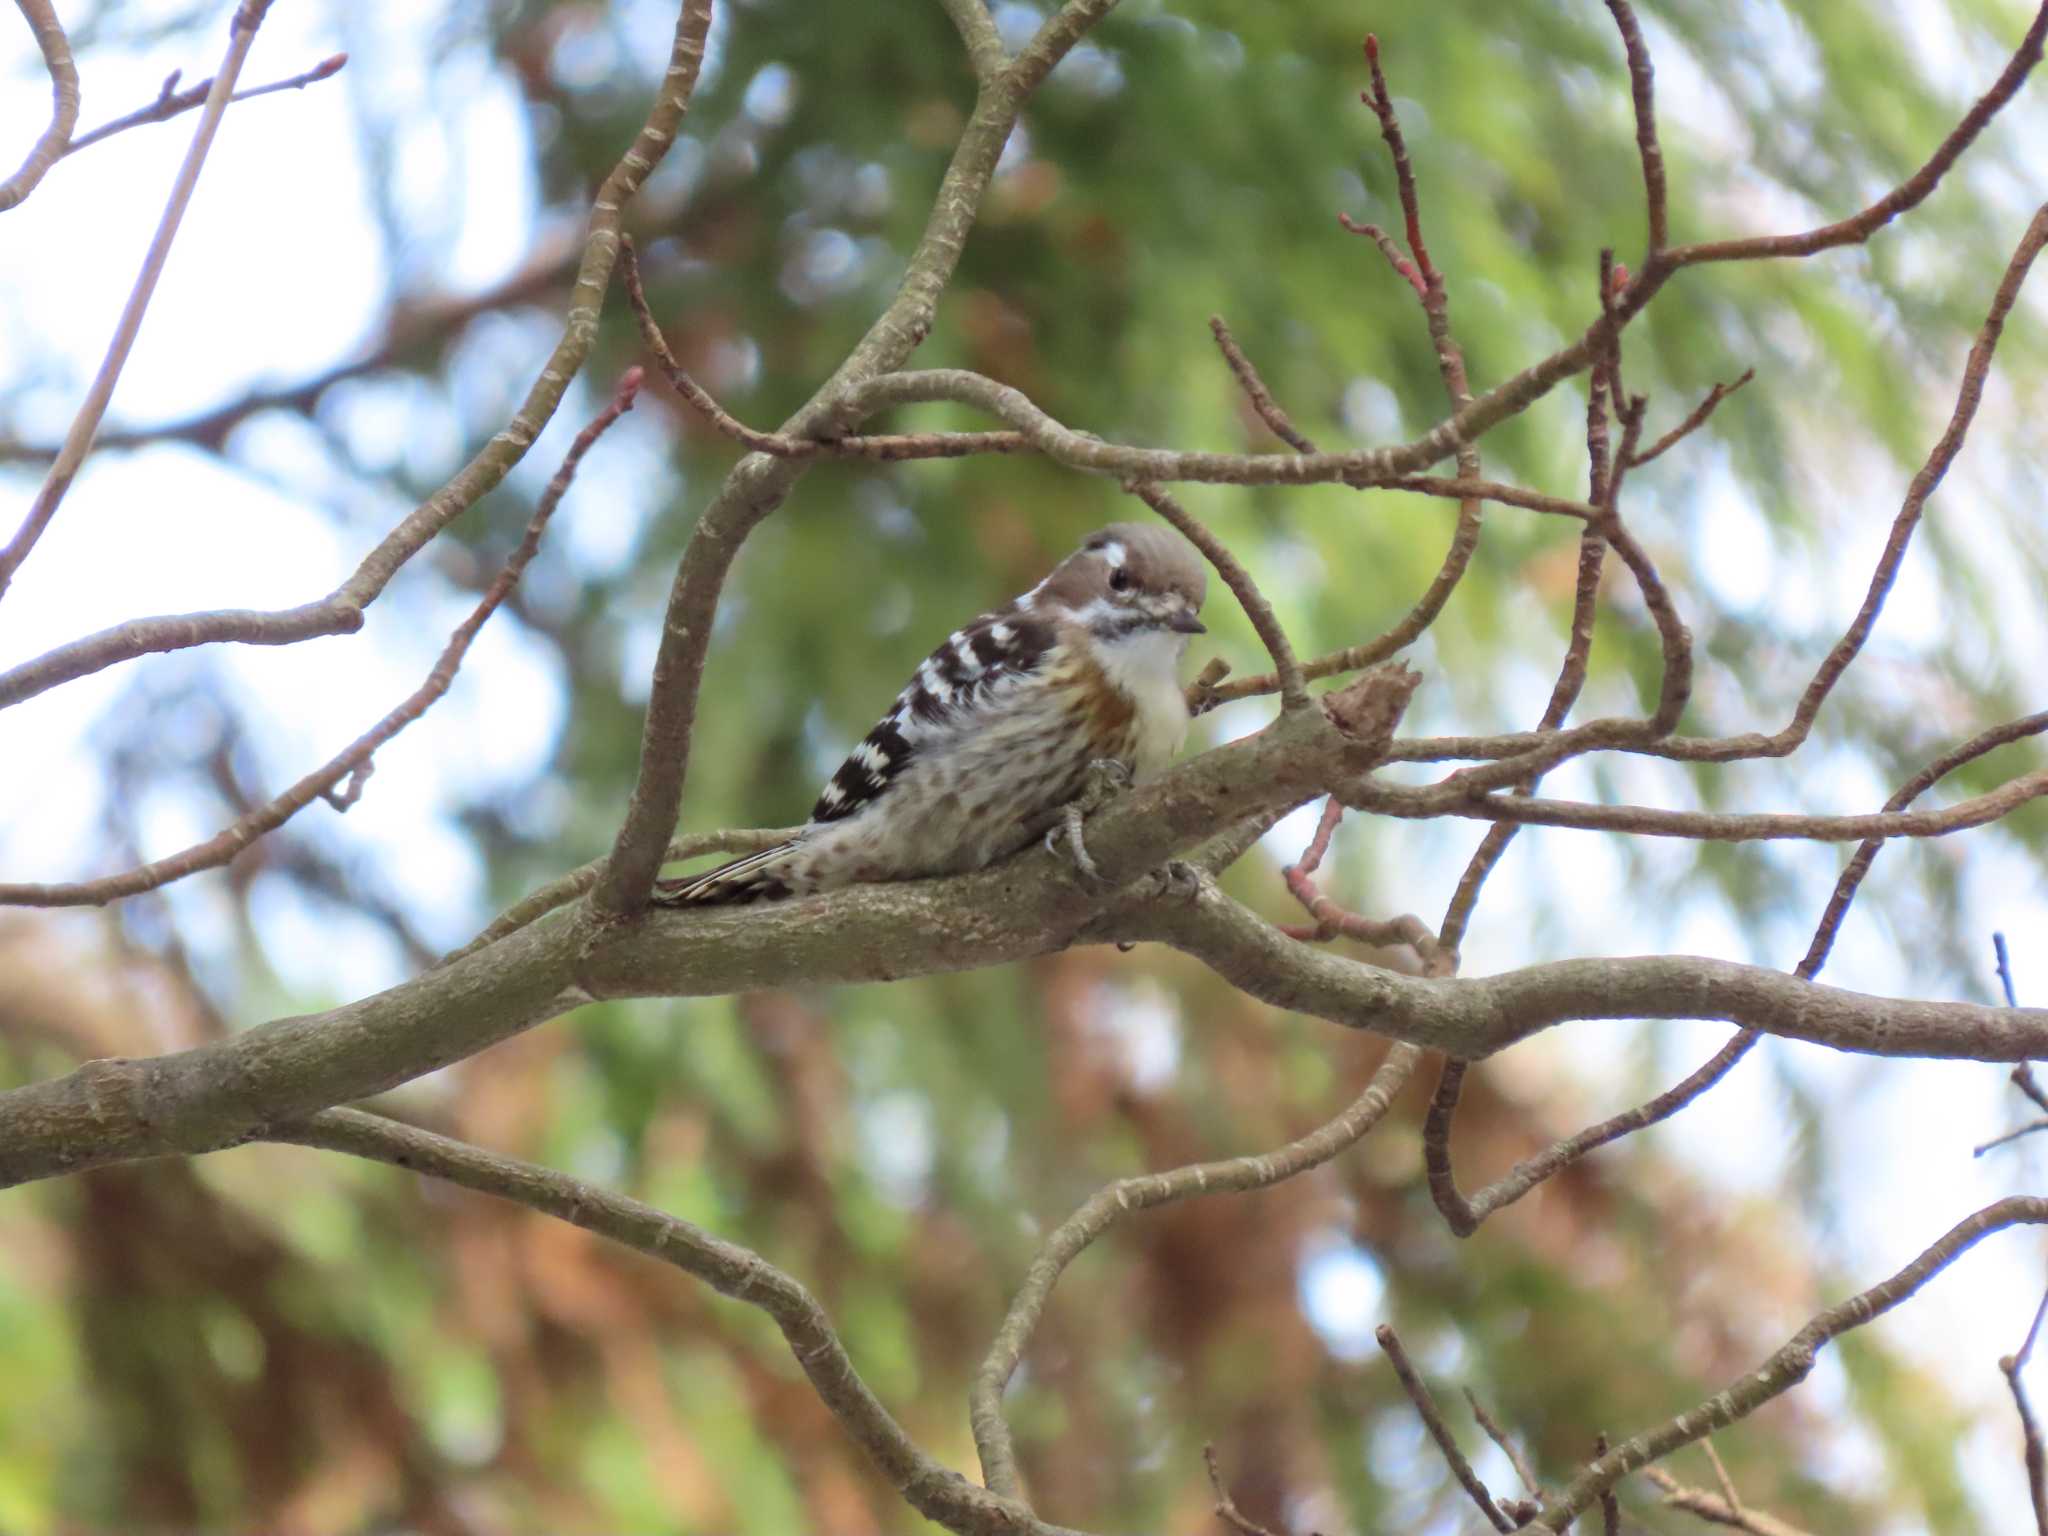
[650,841,800,907]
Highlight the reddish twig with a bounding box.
[1376,1325,1514,1532]
[1358,35,1438,291]
[0,0,80,212]
[1221,32,1487,722]
[1628,369,1755,468]
[1341,215,1425,299]
[1208,315,1317,453]
[1280,799,1444,969]
[0,371,643,908]
[62,52,347,159]
[0,2,275,602]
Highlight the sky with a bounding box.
[4,0,2048,1529]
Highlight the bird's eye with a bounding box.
[1108,568,1133,592]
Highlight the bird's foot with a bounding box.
[1150,858,1204,904]
[1044,758,1133,883]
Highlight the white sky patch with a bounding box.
[1296,1229,1385,1362]
[858,1090,936,1209]
[1084,979,1182,1094]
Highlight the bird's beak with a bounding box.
[1168,607,1206,635]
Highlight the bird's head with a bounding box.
[1032,522,1208,642]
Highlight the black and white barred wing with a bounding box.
[650,607,1055,906]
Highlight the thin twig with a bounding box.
[1420,708,2048,1230]
[272,1107,1062,1536]
[1628,369,1755,468]
[442,824,800,965]
[1349,763,2048,845]
[1535,1196,2048,1527]
[0,371,644,908]
[1280,799,1444,969]
[0,0,80,211]
[0,2,273,601]
[1202,1445,1282,1536]
[1123,481,1308,711]
[1595,1434,1621,1536]
[971,1045,1422,1499]
[1701,1438,1742,1514]
[1375,1325,1513,1532]
[1643,201,2048,764]
[1208,316,1317,453]
[2003,1286,2048,1536]
[1463,1386,1542,1496]
[593,2,1125,917]
[1641,1467,1817,1536]
[620,234,1029,462]
[64,52,347,158]
[1602,0,1669,253]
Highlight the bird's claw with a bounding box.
[1151,859,1203,904]
[1044,758,1133,884]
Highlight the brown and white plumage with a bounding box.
[653,523,1208,905]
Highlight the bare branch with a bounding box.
[2004,1286,2048,1536]
[0,0,80,211]
[619,236,1030,462]
[63,51,346,159]
[443,824,800,966]
[971,1044,1422,1499]
[0,2,273,601]
[1662,4,2047,270]
[1534,1197,2048,1528]
[1628,369,1755,468]
[1645,201,2048,763]
[1123,480,1308,710]
[275,1108,1080,1536]
[1376,1325,1514,1532]
[1602,0,1669,253]
[0,370,643,908]
[326,0,714,619]
[1202,1445,1283,1536]
[1350,764,2048,844]
[594,0,1131,918]
[1463,1386,1542,1498]
[938,0,1006,85]
[1208,315,1317,453]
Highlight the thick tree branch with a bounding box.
[0,0,80,212]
